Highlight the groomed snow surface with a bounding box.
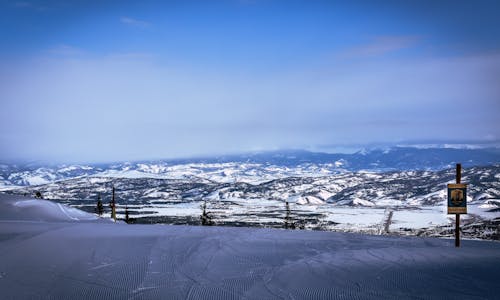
[1,194,499,300]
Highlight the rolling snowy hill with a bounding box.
[1,147,499,239]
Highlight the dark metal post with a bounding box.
[455,164,461,247]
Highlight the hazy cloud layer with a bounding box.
[1,50,498,162]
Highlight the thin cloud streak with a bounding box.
[46,44,85,56]
[13,1,48,11]
[339,35,422,58]
[120,17,151,28]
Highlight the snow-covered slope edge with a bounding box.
[0,194,104,223]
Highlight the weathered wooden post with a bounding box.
[447,163,467,247]
[110,186,116,221]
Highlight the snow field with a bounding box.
[1,193,500,299]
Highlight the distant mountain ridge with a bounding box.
[136,146,500,168]
[1,146,499,188]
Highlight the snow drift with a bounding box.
[0,194,99,222]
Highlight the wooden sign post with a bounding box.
[110,186,116,221]
[447,164,467,247]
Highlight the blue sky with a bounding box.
[0,0,499,162]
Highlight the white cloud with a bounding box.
[120,17,151,28]
[13,1,47,11]
[238,0,258,5]
[46,44,85,56]
[340,35,422,58]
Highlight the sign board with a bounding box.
[447,184,467,214]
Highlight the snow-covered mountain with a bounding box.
[6,164,499,207]
[1,147,499,239]
[3,166,499,239]
[1,147,499,189]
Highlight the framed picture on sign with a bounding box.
[447,183,467,214]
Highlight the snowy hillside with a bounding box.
[3,165,499,239]
[1,147,499,189]
[1,147,499,240]
[0,194,499,300]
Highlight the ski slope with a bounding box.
[0,194,499,299]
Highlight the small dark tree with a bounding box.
[200,201,214,226]
[125,205,130,224]
[96,194,104,216]
[284,201,295,229]
[35,191,43,199]
[297,219,306,230]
